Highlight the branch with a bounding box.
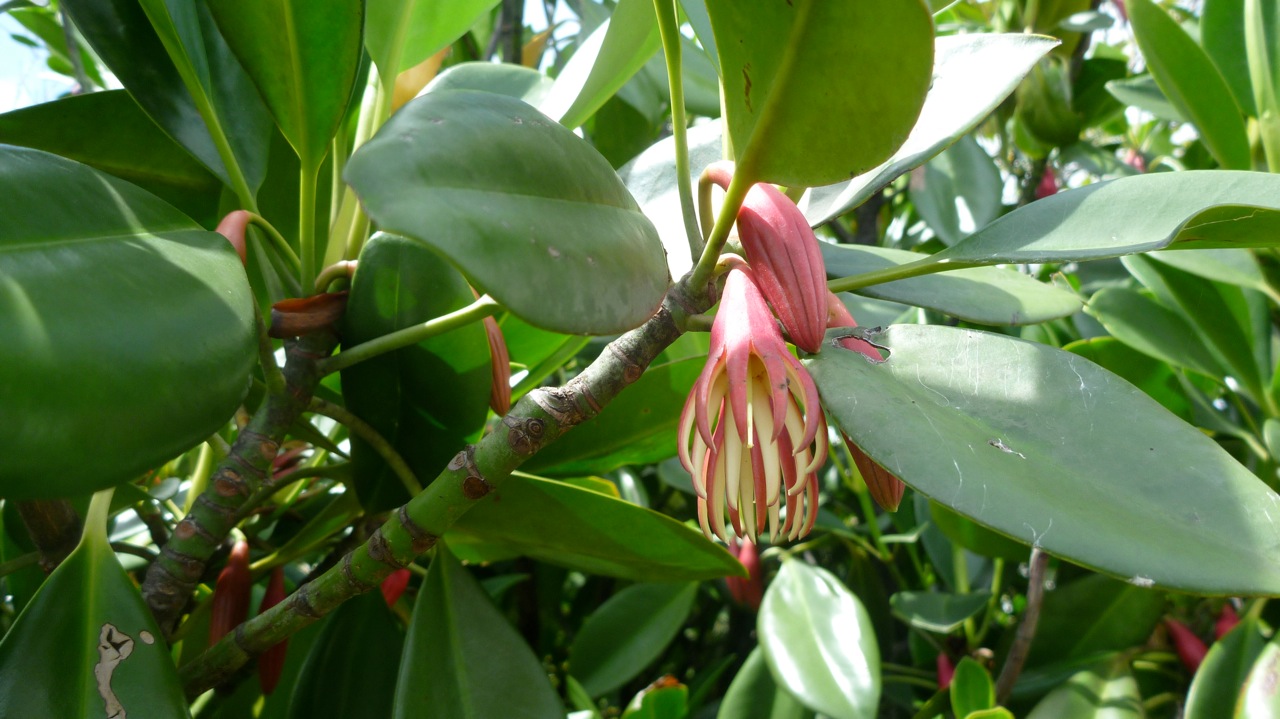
[178,279,709,697]
[995,547,1050,703]
[14,499,82,572]
[142,331,338,635]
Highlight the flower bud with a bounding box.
[257,567,289,695]
[843,436,905,512]
[1165,618,1208,673]
[483,316,511,415]
[1215,603,1240,640]
[725,540,764,611]
[936,653,955,690]
[1034,167,1058,200]
[215,210,251,265]
[209,540,251,645]
[381,568,412,608]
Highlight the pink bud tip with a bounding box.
[1215,603,1240,641]
[381,568,412,608]
[1034,168,1058,200]
[1165,619,1208,673]
[937,654,955,690]
[215,210,251,265]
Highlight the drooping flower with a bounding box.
[704,162,828,353]
[826,291,905,512]
[678,267,827,543]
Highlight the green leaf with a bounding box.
[541,0,660,130]
[910,136,1003,247]
[1151,248,1272,293]
[1026,574,1165,667]
[525,357,700,475]
[447,473,744,581]
[1186,616,1266,719]
[1245,0,1280,171]
[1063,337,1193,420]
[366,0,500,78]
[800,34,1058,224]
[705,0,933,187]
[930,502,1029,561]
[934,171,1280,266]
[1087,287,1227,378]
[0,491,189,717]
[1203,0,1257,116]
[1025,658,1143,719]
[809,324,1280,594]
[286,592,404,719]
[623,681,688,719]
[759,561,880,719]
[207,0,362,168]
[341,233,492,511]
[1105,75,1186,122]
[0,147,255,499]
[717,647,815,719]
[393,545,560,719]
[570,582,698,697]
[62,0,270,192]
[951,658,996,717]
[1015,58,1082,147]
[346,90,669,334]
[0,91,222,224]
[1127,0,1251,169]
[822,244,1082,326]
[890,591,991,634]
[425,61,555,106]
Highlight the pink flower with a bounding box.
[705,162,828,353]
[678,267,827,543]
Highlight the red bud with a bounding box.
[1165,619,1208,673]
[725,540,764,611]
[1215,603,1240,641]
[257,567,289,695]
[937,653,955,690]
[381,568,412,608]
[483,316,511,415]
[210,541,251,645]
[269,292,349,338]
[1034,167,1058,200]
[215,210,251,265]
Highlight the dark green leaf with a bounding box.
[393,545,560,719]
[717,647,814,719]
[1105,75,1186,121]
[910,136,1003,247]
[1087,287,1226,378]
[287,592,404,719]
[0,491,188,717]
[341,233,492,511]
[935,171,1280,266]
[1203,0,1257,116]
[207,0,363,168]
[346,90,669,334]
[705,0,934,187]
[1063,337,1193,420]
[890,591,992,634]
[759,561,879,719]
[1186,616,1266,719]
[1026,575,1164,667]
[1128,0,1251,169]
[570,582,697,696]
[930,502,1029,561]
[809,325,1280,594]
[366,0,500,78]
[623,681,688,719]
[1024,658,1143,719]
[951,658,996,717]
[447,473,743,581]
[822,244,1082,326]
[0,147,255,499]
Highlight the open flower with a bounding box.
[679,267,827,543]
[704,162,828,353]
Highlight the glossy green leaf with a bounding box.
[809,324,1280,594]
[1245,0,1280,171]
[823,244,1082,326]
[1105,74,1186,121]
[1064,337,1192,420]
[1015,58,1082,147]
[623,681,688,719]
[1026,575,1165,667]
[1087,287,1226,378]
[934,171,1280,266]
[717,647,814,719]
[1128,0,1251,169]
[366,0,500,78]
[890,591,991,634]
[346,90,669,334]
[393,545,560,719]
[930,502,1029,561]
[570,582,698,696]
[424,61,555,106]
[951,658,996,717]
[207,0,362,168]
[801,34,1057,224]
[0,147,254,499]
[342,233,492,511]
[1186,616,1266,719]
[759,561,879,719]
[0,491,188,717]
[1025,658,1143,719]
[541,0,660,130]
[705,0,933,187]
[447,473,743,581]
[911,136,1003,246]
[526,357,700,475]
[1204,0,1257,116]
[1151,248,1271,292]
[286,592,404,719]
[62,0,270,192]
[0,91,221,224]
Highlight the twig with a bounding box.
[307,397,423,496]
[14,499,82,572]
[995,547,1050,703]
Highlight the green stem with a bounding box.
[973,557,1005,646]
[256,305,286,396]
[308,397,423,496]
[299,163,320,294]
[827,255,970,293]
[652,0,700,259]
[246,213,302,276]
[318,295,500,376]
[689,170,753,291]
[0,552,38,579]
[908,688,950,719]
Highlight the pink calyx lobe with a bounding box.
[704,162,827,353]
